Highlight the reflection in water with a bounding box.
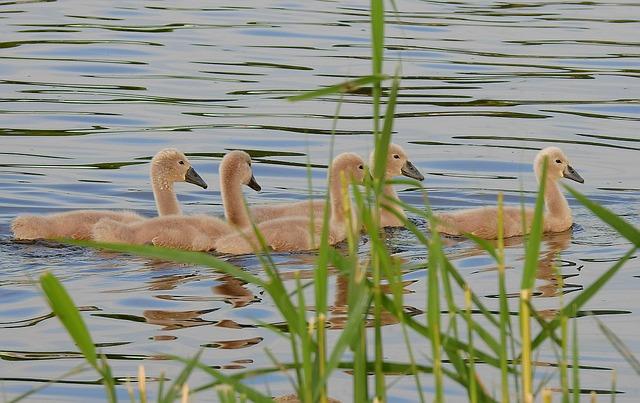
[0,350,148,361]
[0,306,100,329]
[142,308,218,331]
[201,336,263,349]
[211,275,259,308]
[450,230,580,300]
[327,271,422,330]
[535,230,582,298]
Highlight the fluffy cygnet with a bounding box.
[434,147,584,239]
[215,152,366,254]
[11,148,207,240]
[249,143,423,227]
[92,150,260,251]
[369,143,424,227]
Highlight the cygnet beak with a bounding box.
[185,167,208,189]
[401,160,425,181]
[247,175,261,191]
[563,165,584,183]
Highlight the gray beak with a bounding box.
[185,166,208,189]
[401,160,425,181]
[563,165,584,184]
[246,175,261,191]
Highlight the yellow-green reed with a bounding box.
[560,288,569,403]
[465,286,478,403]
[497,192,511,403]
[520,289,533,402]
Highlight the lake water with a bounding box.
[1,0,638,401]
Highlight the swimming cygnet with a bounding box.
[249,143,423,227]
[11,148,208,240]
[369,143,425,227]
[434,146,584,239]
[92,150,261,251]
[215,152,366,254]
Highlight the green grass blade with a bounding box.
[521,159,547,291]
[564,185,639,248]
[39,272,98,369]
[67,240,266,288]
[593,316,640,375]
[287,75,387,102]
[372,72,400,194]
[170,356,272,402]
[531,247,636,350]
[572,319,580,403]
[160,350,202,403]
[7,364,86,403]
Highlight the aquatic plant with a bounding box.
[25,0,639,402]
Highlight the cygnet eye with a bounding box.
[555,159,562,164]
[178,160,185,165]
[358,164,364,170]
[393,154,400,159]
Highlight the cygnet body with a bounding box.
[434,147,584,239]
[11,148,207,240]
[92,150,260,251]
[249,143,423,227]
[215,152,366,254]
[369,143,424,227]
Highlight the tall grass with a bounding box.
[23,0,640,402]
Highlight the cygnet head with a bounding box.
[368,143,424,181]
[534,147,584,183]
[220,150,261,191]
[331,152,367,184]
[151,148,208,189]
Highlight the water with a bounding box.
[1,0,639,401]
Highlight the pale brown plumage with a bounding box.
[249,143,423,227]
[11,148,207,240]
[92,150,260,251]
[434,147,584,239]
[215,152,366,254]
[369,143,424,227]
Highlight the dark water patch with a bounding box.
[0,306,100,329]
[0,39,162,50]
[542,109,640,121]
[454,135,640,151]
[193,60,313,71]
[0,350,148,361]
[201,336,263,349]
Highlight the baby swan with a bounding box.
[249,143,423,226]
[434,146,584,239]
[215,152,366,254]
[370,143,425,227]
[11,148,207,240]
[92,150,261,251]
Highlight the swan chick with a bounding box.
[369,143,424,227]
[215,152,366,254]
[92,150,261,251]
[11,148,207,240]
[249,143,423,226]
[434,146,584,239]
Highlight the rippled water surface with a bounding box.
[1,0,639,401]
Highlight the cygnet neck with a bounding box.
[534,160,571,223]
[151,166,181,216]
[541,175,571,220]
[382,181,405,219]
[220,167,251,228]
[328,166,351,225]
